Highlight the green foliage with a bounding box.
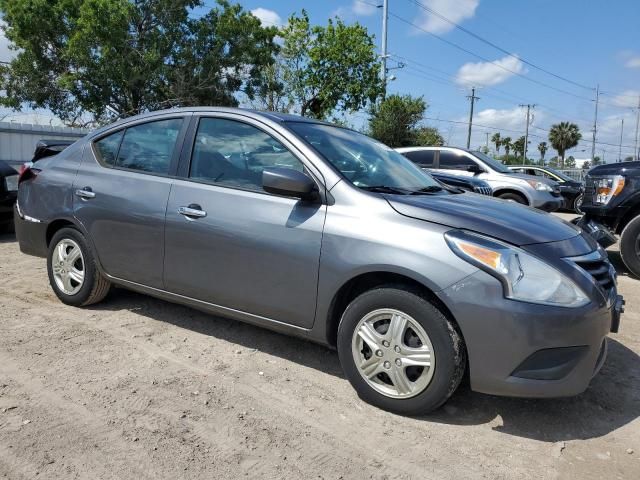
[413,126,444,147]
[592,156,602,165]
[491,132,501,154]
[548,122,582,168]
[501,136,512,157]
[565,155,576,168]
[538,141,548,162]
[280,10,382,119]
[0,0,278,124]
[512,136,526,158]
[582,160,591,170]
[624,156,634,162]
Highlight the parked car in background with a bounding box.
[0,160,18,233]
[15,108,623,415]
[579,161,640,278]
[430,171,493,196]
[509,165,584,213]
[397,146,563,212]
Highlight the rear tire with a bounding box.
[573,193,584,214]
[47,227,111,306]
[337,286,466,415]
[497,192,527,205]
[620,215,640,278]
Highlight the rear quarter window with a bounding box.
[94,130,124,166]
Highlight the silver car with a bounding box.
[14,108,622,414]
[397,146,563,211]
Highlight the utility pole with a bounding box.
[485,132,489,151]
[380,0,389,95]
[635,96,640,161]
[619,118,624,162]
[519,104,536,164]
[591,84,600,162]
[466,87,479,149]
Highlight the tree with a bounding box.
[538,141,548,164]
[512,136,526,159]
[592,156,602,166]
[0,0,278,125]
[565,156,576,168]
[368,94,424,147]
[624,156,634,162]
[501,136,512,157]
[582,160,591,170]
[250,59,292,112]
[280,11,382,119]
[491,132,501,154]
[548,122,582,169]
[413,126,444,147]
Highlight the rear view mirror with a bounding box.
[262,167,318,200]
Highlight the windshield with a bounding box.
[543,167,573,182]
[287,122,441,191]
[470,151,512,174]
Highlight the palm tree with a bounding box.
[491,132,501,155]
[501,136,512,158]
[548,122,582,168]
[538,141,548,165]
[513,136,526,160]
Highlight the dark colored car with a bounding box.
[0,161,18,233]
[14,107,623,414]
[509,166,584,213]
[429,171,493,196]
[579,161,640,277]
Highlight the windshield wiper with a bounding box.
[359,185,412,195]
[409,185,444,195]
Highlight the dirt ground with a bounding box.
[1,215,639,479]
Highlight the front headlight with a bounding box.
[526,180,552,192]
[594,175,625,205]
[445,230,589,308]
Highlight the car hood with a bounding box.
[387,192,580,246]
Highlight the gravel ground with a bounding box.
[0,214,639,479]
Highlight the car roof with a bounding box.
[395,146,472,153]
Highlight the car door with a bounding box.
[163,115,326,329]
[73,115,189,288]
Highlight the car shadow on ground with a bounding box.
[91,287,640,443]
[0,232,16,244]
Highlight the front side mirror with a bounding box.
[467,164,484,175]
[262,167,318,200]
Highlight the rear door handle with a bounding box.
[75,187,96,199]
[178,204,207,219]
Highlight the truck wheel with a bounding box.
[337,286,466,415]
[573,193,584,214]
[497,192,527,205]
[620,215,640,278]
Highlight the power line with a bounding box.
[407,0,594,91]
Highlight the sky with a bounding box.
[1,0,639,162]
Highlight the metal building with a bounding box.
[0,122,88,167]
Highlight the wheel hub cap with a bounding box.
[351,308,435,399]
[51,238,85,295]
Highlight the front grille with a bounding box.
[473,186,492,196]
[572,253,615,294]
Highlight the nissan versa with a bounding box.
[14,108,624,414]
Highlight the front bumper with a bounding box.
[438,270,621,398]
[529,192,563,212]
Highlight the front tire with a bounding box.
[620,215,640,278]
[573,193,584,214]
[337,286,466,415]
[47,227,111,306]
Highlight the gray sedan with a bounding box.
[14,108,622,414]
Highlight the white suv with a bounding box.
[397,146,563,212]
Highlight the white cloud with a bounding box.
[333,1,378,19]
[474,106,542,132]
[455,55,525,87]
[625,57,640,68]
[415,0,479,34]
[250,8,282,27]
[611,89,640,108]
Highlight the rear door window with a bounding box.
[403,150,435,168]
[116,118,184,175]
[94,130,124,166]
[438,151,477,170]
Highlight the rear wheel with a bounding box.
[620,215,640,278]
[47,227,111,306]
[337,286,466,415]
[573,193,584,214]
[497,192,527,205]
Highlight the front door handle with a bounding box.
[178,204,207,219]
[75,187,96,199]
